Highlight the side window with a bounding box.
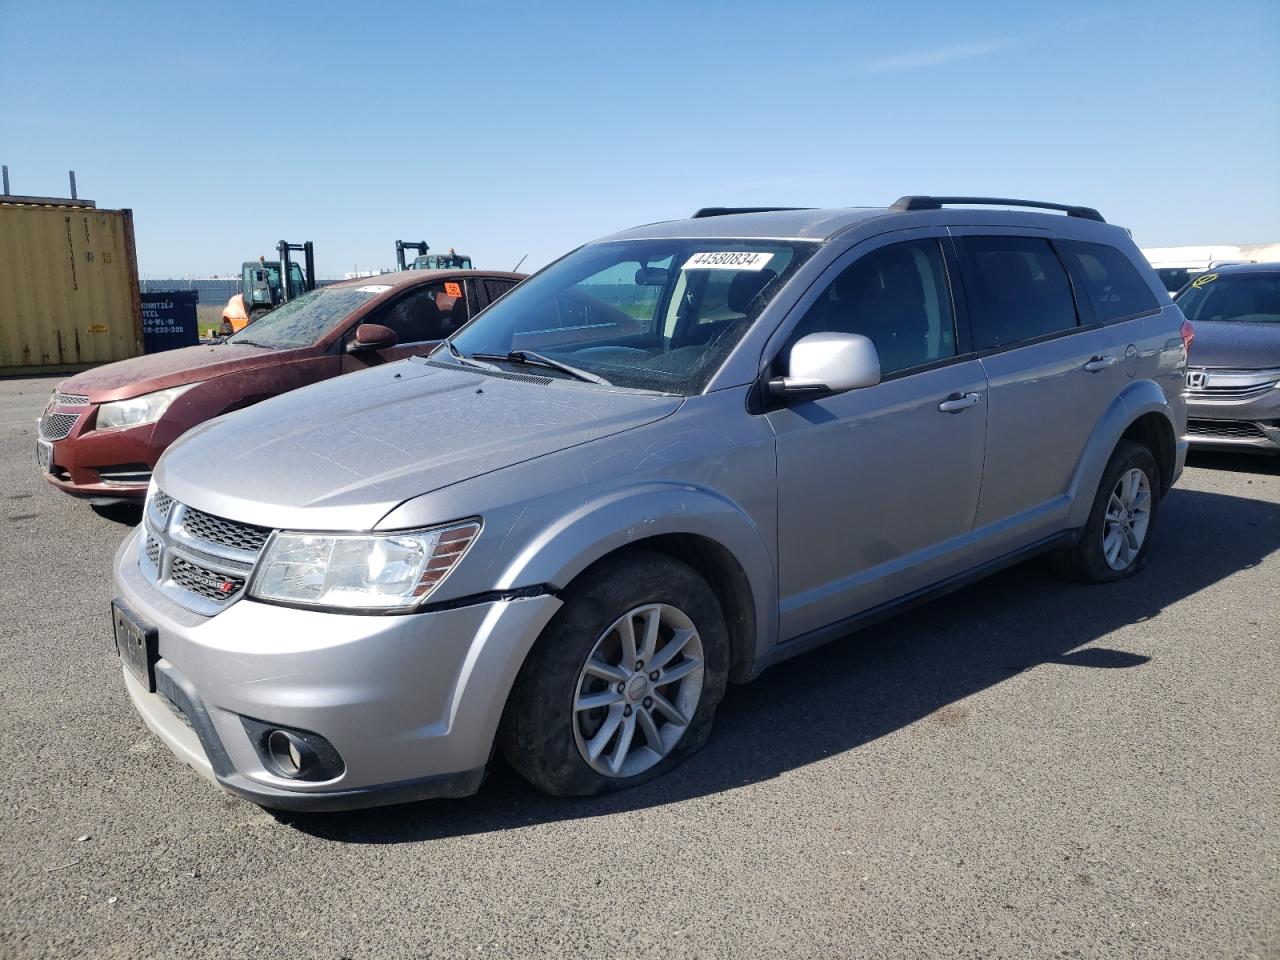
[439,279,469,334]
[484,279,516,304]
[792,239,957,376]
[376,284,459,344]
[1058,240,1159,322]
[959,236,1079,350]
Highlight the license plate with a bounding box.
[113,601,158,692]
[35,438,53,473]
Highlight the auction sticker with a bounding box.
[683,251,774,271]
[355,284,393,293]
[1191,273,1218,288]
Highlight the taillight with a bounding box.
[1181,318,1195,355]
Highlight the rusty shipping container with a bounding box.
[0,197,143,375]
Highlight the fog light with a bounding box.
[242,717,345,782]
[266,729,308,778]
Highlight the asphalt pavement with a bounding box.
[1,373,1276,959]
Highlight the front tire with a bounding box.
[1053,439,1161,583]
[497,550,729,796]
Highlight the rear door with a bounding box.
[952,230,1128,561]
[769,230,988,639]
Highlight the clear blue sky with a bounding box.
[2,0,1277,278]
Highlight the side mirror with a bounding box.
[347,323,399,352]
[769,332,880,398]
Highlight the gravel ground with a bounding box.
[1,373,1276,959]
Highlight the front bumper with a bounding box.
[39,406,164,499]
[1185,387,1280,453]
[113,527,562,811]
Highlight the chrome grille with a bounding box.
[170,556,245,603]
[98,465,151,486]
[139,489,273,615]
[1187,382,1276,401]
[1186,368,1280,401]
[55,393,90,406]
[38,411,80,441]
[181,507,271,552]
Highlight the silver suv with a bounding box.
[112,197,1189,811]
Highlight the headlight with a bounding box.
[97,383,201,430]
[249,520,481,611]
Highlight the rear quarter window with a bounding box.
[1059,240,1159,322]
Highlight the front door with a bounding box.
[768,233,988,640]
[341,281,462,369]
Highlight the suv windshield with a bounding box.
[227,286,383,348]
[1176,272,1280,325]
[443,239,816,394]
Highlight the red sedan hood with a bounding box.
[58,343,310,403]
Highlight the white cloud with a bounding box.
[861,38,1018,73]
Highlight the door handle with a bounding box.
[1083,355,1118,372]
[938,392,983,413]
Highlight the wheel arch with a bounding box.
[494,483,777,683]
[567,533,761,684]
[1066,380,1179,528]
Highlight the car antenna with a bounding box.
[512,254,528,272]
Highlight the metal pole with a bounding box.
[69,170,77,200]
[2,165,9,195]
[278,241,291,301]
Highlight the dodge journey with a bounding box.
[112,197,1190,810]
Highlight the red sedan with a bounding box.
[36,269,523,503]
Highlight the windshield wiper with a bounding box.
[469,350,611,385]
[228,339,274,348]
[439,340,498,371]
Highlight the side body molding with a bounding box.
[1065,378,1179,529]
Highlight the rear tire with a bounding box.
[1053,439,1161,583]
[497,550,729,797]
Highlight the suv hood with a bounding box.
[156,358,683,531]
[1188,321,1280,369]
[59,343,307,403]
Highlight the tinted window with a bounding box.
[960,236,1079,350]
[1060,241,1158,322]
[1157,267,1200,294]
[1175,272,1280,324]
[791,239,956,375]
[378,283,461,344]
[483,279,516,305]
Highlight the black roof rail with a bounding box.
[890,196,1106,223]
[691,206,811,219]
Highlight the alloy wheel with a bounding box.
[572,603,705,778]
[1102,467,1152,571]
